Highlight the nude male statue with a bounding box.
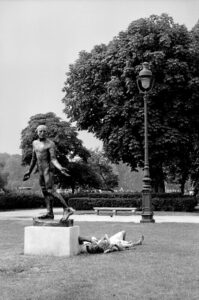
[23,124,74,221]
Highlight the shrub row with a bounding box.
[68,194,197,212]
[0,192,44,210]
[68,197,142,210]
[69,192,141,199]
[69,192,183,199]
[152,196,198,212]
[0,192,197,212]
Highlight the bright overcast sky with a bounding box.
[0,0,199,154]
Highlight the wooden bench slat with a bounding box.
[94,207,137,209]
[93,207,137,215]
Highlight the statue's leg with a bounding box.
[43,191,54,216]
[45,170,74,221]
[51,190,75,221]
[38,173,54,219]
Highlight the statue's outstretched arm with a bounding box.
[50,142,70,176]
[23,149,37,181]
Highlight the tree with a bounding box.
[21,112,90,165]
[62,14,199,192]
[20,112,91,189]
[0,158,9,190]
[112,162,143,192]
[188,19,199,195]
[87,149,118,191]
[59,150,118,193]
[2,154,40,192]
[20,113,118,193]
[60,161,102,193]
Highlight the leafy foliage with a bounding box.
[20,112,92,191]
[20,113,118,193]
[87,149,118,191]
[20,112,90,166]
[0,154,9,190]
[112,162,143,192]
[62,14,199,192]
[0,191,196,212]
[0,153,40,191]
[59,161,103,193]
[188,20,199,194]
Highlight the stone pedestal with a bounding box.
[24,225,80,257]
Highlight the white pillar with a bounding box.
[24,225,80,257]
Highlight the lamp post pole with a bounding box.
[137,62,155,223]
[141,91,155,223]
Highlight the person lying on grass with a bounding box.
[79,230,144,254]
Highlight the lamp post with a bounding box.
[137,62,155,223]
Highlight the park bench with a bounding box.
[93,207,137,215]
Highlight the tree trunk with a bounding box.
[71,183,75,194]
[179,172,188,195]
[150,165,165,193]
[180,182,185,195]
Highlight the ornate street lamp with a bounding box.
[137,62,155,223]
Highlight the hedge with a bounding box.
[0,191,197,212]
[68,197,141,210]
[68,194,197,212]
[0,191,44,210]
[152,196,198,212]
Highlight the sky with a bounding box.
[0,0,199,155]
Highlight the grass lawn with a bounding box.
[0,219,199,300]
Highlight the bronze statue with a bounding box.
[23,124,74,222]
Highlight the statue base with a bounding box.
[33,218,74,227]
[24,225,80,257]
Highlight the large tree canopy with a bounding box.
[62,14,199,192]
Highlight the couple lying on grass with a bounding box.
[79,230,144,254]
